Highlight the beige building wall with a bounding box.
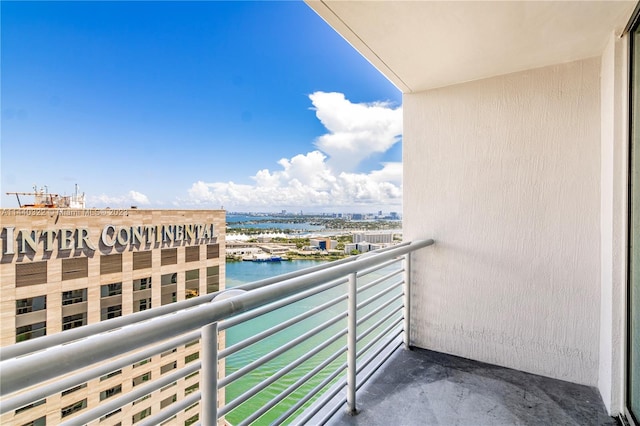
[0,208,225,426]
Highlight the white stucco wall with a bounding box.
[599,33,629,415]
[404,58,602,385]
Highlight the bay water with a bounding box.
[224,260,338,425]
[223,258,402,425]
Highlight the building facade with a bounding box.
[352,232,393,245]
[0,208,225,426]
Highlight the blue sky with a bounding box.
[1,1,402,213]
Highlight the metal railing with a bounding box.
[0,239,434,425]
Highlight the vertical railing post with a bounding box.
[201,321,218,425]
[346,271,358,415]
[403,253,411,349]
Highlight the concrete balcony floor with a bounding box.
[327,347,617,426]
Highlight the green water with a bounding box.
[223,260,401,425]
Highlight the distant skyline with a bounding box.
[1,1,403,212]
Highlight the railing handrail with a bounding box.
[0,239,434,417]
[0,242,412,361]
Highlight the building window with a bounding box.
[133,358,151,368]
[185,352,199,364]
[161,292,177,306]
[132,371,151,387]
[99,384,122,401]
[207,243,219,259]
[133,251,152,270]
[62,383,87,396]
[161,348,176,357]
[133,277,152,291]
[161,273,177,286]
[186,339,199,348]
[100,253,122,274]
[101,305,122,321]
[62,313,87,330]
[185,414,199,426]
[160,394,177,409]
[100,370,122,381]
[62,258,88,281]
[15,398,45,414]
[16,295,46,315]
[185,382,199,396]
[132,407,151,423]
[16,322,46,342]
[100,408,121,421]
[185,245,200,262]
[21,416,46,426]
[135,298,152,312]
[61,398,87,418]
[161,248,178,266]
[133,394,151,405]
[161,382,177,392]
[185,269,199,299]
[101,283,122,297]
[207,266,219,294]
[16,261,47,287]
[160,361,177,375]
[62,289,87,305]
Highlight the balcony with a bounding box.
[0,239,617,425]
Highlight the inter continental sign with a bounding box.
[1,224,217,255]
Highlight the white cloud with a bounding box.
[88,190,150,207]
[184,92,403,211]
[184,152,402,211]
[128,190,150,205]
[310,91,402,172]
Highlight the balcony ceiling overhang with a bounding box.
[306,1,638,92]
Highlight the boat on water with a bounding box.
[242,253,283,262]
[253,255,283,262]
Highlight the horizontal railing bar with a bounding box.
[272,362,348,425]
[356,328,403,377]
[356,268,403,294]
[138,391,201,426]
[59,361,201,426]
[219,292,347,359]
[314,335,403,426]
[236,255,357,291]
[219,276,347,331]
[220,328,347,416]
[357,317,403,357]
[239,345,348,425]
[356,334,403,387]
[1,240,433,400]
[357,293,402,327]
[219,313,348,388]
[356,257,402,278]
[229,241,409,295]
[1,291,221,361]
[2,245,399,360]
[356,279,403,311]
[1,330,201,414]
[288,375,348,425]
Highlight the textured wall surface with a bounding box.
[404,58,602,385]
[599,33,628,414]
